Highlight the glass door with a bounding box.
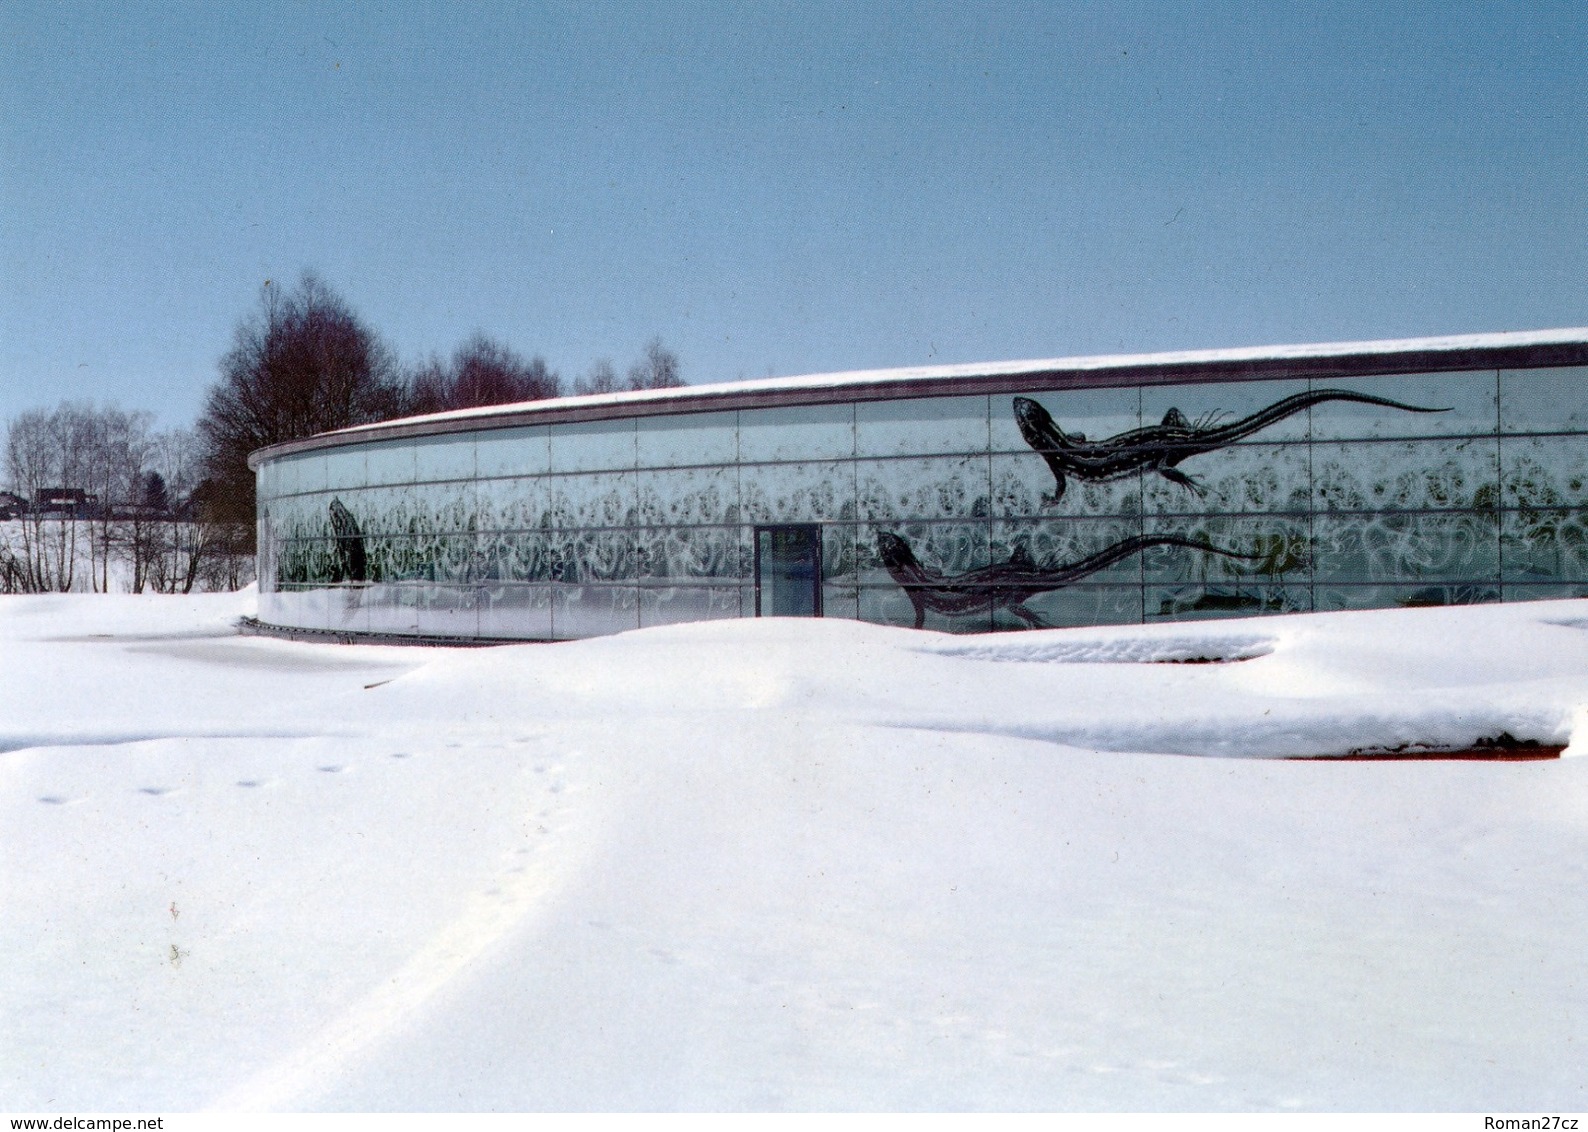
[755,525,823,617]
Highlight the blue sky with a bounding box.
[3,1,1585,430]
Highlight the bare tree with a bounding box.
[573,358,621,396]
[407,333,562,414]
[82,408,153,593]
[198,273,406,541]
[451,333,560,407]
[405,354,453,416]
[626,337,684,390]
[4,407,82,592]
[2,409,250,594]
[132,427,212,594]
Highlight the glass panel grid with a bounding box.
[256,359,1588,640]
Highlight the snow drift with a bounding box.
[2,592,1585,1110]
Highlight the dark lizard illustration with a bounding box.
[1013,389,1448,503]
[328,497,368,583]
[877,530,1258,629]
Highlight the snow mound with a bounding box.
[3,593,1587,1111]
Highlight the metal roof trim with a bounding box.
[248,328,1588,468]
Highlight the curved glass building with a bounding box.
[249,329,1588,642]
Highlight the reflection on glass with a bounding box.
[1501,435,1588,509]
[1501,509,1588,582]
[635,411,738,468]
[856,456,990,522]
[1314,584,1499,612]
[1142,443,1308,516]
[1140,379,1315,444]
[1147,581,1309,621]
[254,358,1588,640]
[413,435,477,483]
[1501,367,1588,435]
[741,460,854,524]
[476,427,551,479]
[739,404,855,463]
[1306,372,1496,440]
[855,396,990,458]
[550,420,637,473]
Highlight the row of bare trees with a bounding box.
[410,328,684,410]
[197,272,684,545]
[0,405,250,594]
[3,271,685,593]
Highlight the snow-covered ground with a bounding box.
[2,592,1585,1112]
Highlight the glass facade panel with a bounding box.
[477,475,552,535]
[988,385,1141,456]
[363,441,417,488]
[322,447,367,492]
[426,482,480,535]
[1503,582,1588,603]
[855,396,990,458]
[545,472,637,530]
[479,528,554,584]
[1315,583,1500,612]
[1501,435,1588,509]
[1137,516,1291,586]
[637,466,739,527]
[1140,516,1311,619]
[1031,584,1145,629]
[1147,581,1309,621]
[1142,442,1309,516]
[820,524,859,588]
[856,456,991,522]
[412,434,477,483]
[333,486,411,538]
[1501,509,1588,583]
[990,451,1139,518]
[476,426,551,479]
[268,491,331,543]
[1140,378,1314,444]
[550,420,636,473]
[366,533,478,584]
[478,584,553,640]
[1314,437,1500,513]
[635,524,743,582]
[635,411,738,468]
[639,585,744,629]
[550,529,638,584]
[988,517,1142,580]
[738,404,855,463]
[1312,512,1500,584]
[255,354,1588,641]
[1307,371,1497,440]
[365,585,422,637]
[1501,367,1588,434]
[278,453,326,496]
[417,587,480,639]
[857,520,990,582]
[552,584,641,638]
[740,460,855,524]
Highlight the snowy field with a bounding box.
[2,591,1586,1112]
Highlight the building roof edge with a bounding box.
[248,327,1588,468]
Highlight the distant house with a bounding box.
[0,491,27,520]
[32,488,99,519]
